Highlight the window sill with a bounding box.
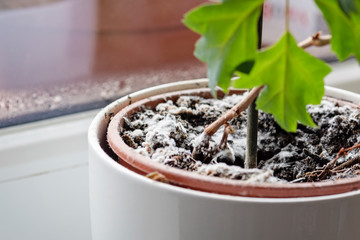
[0,110,96,240]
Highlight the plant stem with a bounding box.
[245,6,263,169]
[245,101,259,168]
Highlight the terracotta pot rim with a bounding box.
[107,84,360,198]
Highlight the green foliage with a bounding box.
[337,0,357,16]
[234,32,331,132]
[315,0,360,61]
[183,0,264,94]
[183,0,360,132]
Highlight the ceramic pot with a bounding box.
[88,79,360,240]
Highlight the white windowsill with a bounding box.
[0,110,98,240]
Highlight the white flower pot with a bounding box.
[88,79,360,240]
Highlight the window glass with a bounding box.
[263,0,334,60]
[0,0,333,128]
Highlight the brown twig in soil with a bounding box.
[333,155,360,171]
[192,33,332,160]
[317,148,344,180]
[218,123,235,150]
[304,170,322,182]
[342,143,360,152]
[303,148,329,165]
[204,86,264,136]
[317,166,332,180]
[294,144,360,182]
[192,87,263,160]
[333,169,347,174]
[317,143,360,180]
[193,123,236,163]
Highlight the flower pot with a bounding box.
[88,79,360,240]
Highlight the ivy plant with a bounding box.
[184,0,360,168]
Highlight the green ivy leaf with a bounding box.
[234,32,331,132]
[337,0,357,16]
[236,60,255,74]
[183,0,264,94]
[351,7,360,61]
[315,0,360,61]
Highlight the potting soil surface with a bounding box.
[121,92,360,183]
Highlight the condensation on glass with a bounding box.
[0,0,333,128]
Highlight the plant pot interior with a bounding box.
[107,87,360,198]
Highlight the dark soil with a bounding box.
[120,93,360,183]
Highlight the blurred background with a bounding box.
[0,0,206,127]
[0,1,359,239]
[0,0,350,128]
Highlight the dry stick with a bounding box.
[204,86,264,136]
[328,144,360,168]
[303,148,329,165]
[193,33,332,159]
[333,155,360,171]
[219,123,235,150]
[298,32,331,49]
[343,143,360,153]
[318,143,360,179]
